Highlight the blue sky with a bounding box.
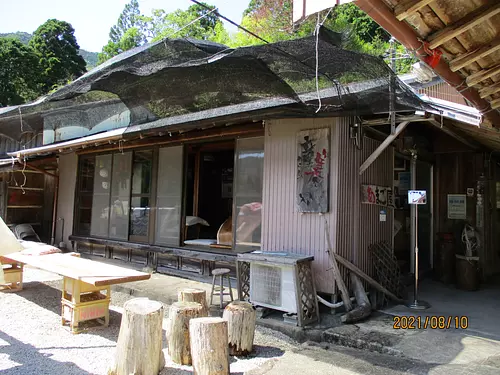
[0,0,250,52]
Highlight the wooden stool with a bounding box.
[210,268,234,309]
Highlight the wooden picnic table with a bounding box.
[1,252,151,333]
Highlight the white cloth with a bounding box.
[0,217,24,284]
[185,216,210,227]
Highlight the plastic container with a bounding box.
[455,254,480,291]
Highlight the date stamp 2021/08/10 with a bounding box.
[393,316,469,330]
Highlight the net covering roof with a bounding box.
[0,27,423,144]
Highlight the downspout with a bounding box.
[354,0,500,126]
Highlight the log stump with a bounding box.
[223,301,256,356]
[178,288,209,316]
[108,298,165,375]
[167,301,205,365]
[189,317,229,375]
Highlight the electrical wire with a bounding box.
[188,0,345,108]
[166,7,218,39]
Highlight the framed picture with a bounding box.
[394,156,407,171]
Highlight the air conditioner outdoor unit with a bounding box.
[237,251,320,327]
[250,262,297,313]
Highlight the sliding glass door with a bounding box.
[233,137,264,250]
[155,146,184,246]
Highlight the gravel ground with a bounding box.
[0,267,296,375]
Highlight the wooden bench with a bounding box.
[1,252,151,333]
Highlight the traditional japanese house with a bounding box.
[2,29,499,303]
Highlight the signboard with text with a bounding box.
[448,194,466,220]
[408,190,427,205]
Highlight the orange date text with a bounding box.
[393,316,468,330]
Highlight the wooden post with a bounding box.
[341,273,372,324]
[178,288,209,316]
[167,301,205,365]
[223,301,256,356]
[108,298,164,375]
[189,317,229,375]
[334,253,404,304]
[324,220,353,311]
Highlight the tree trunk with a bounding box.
[167,301,205,365]
[178,288,209,316]
[189,317,229,375]
[341,274,371,324]
[108,298,164,375]
[222,301,256,356]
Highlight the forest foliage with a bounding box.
[99,0,415,74]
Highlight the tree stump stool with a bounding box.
[108,298,165,375]
[223,301,256,356]
[178,288,209,316]
[167,301,205,365]
[189,317,229,375]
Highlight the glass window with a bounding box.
[130,197,150,237]
[90,154,112,237]
[233,137,264,250]
[130,150,153,241]
[75,156,95,235]
[132,150,153,195]
[109,152,132,240]
[155,146,183,246]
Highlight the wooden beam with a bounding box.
[395,0,435,21]
[428,3,500,49]
[359,121,409,175]
[450,36,500,72]
[428,118,479,150]
[479,81,500,98]
[467,63,500,86]
[490,98,500,110]
[333,253,404,304]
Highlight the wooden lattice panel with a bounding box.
[296,261,319,326]
[369,241,406,300]
[236,261,250,301]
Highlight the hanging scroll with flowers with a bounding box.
[296,128,330,213]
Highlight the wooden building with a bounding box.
[2,33,500,302]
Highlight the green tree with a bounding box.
[146,2,226,42]
[29,19,86,92]
[0,38,41,106]
[98,0,147,64]
[109,0,146,44]
[98,27,144,64]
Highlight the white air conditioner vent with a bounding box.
[251,263,282,306]
[250,262,297,313]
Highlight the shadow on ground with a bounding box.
[0,331,89,375]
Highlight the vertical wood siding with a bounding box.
[262,118,393,294]
[335,125,394,284]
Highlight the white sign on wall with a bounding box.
[448,194,466,220]
[408,190,427,205]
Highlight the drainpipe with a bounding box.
[354,0,500,127]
